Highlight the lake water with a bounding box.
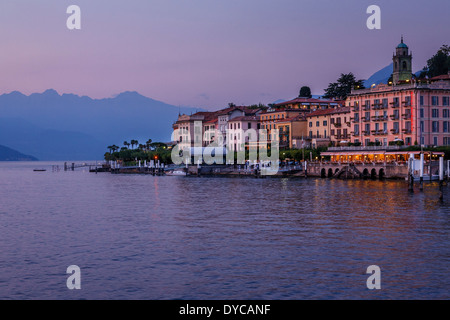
[0,162,448,300]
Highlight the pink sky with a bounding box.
[0,0,449,110]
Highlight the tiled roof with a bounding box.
[306,107,350,118]
[274,97,342,107]
[228,116,259,122]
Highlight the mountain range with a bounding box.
[0,90,198,161]
[0,144,37,161]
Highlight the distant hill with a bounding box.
[0,90,199,160]
[364,63,393,87]
[364,63,425,87]
[0,144,37,161]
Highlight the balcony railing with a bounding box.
[390,114,399,120]
[371,116,388,122]
[333,122,342,127]
[362,117,371,122]
[402,129,412,134]
[390,129,399,134]
[390,102,400,108]
[362,130,370,136]
[351,131,360,136]
[402,114,411,120]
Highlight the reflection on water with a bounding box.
[0,162,448,299]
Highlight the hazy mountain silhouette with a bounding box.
[0,144,37,161]
[0,90,199,160]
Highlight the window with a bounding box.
[420,108,424,118]
[420,121,424,132]
[420,96,424,106]
[402,61,407,70]
[309,122,312,127]
[323,121,327,126]
[238,123,240,129]
[432,109,439,118]
[444,97,449,106]
[248,123,251,129]
[316,121,320,127]
[354,113,359,122]
[324,130,327,138]
[443,109,449,118]
[432,121,439,133]
[444,137,450,146]
[405,96,411,106]
[432,96,439,106]
[354,124,360,135]
[433,137,438,146]
[444,121,449,133]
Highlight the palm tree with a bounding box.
[123,141,130,149]
[130,140,138,149]
[112,145,119,153]
[107,145,113,154]
[146,139,153,151]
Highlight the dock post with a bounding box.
[304,161,308,178]
[72,163,75,171]
[439,157,444,200]
[419,153,424,191]
[408,154,414,192]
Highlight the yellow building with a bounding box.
[275,115,308,149]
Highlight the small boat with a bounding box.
[165,170,187,176]
[33,169,47,172]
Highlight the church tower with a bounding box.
[392,36,412,85]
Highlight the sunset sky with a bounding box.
[0,0,449,109]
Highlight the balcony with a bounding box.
[335,134,350,140]
[390,102,400,108]
[402,114,411,120]
[390,129,399,134]
[363,105,371,111]
[371,115,388,122]
[362,117,371,122]
[351,131,360,136]
[390,114,399,120]
[402,101,411,107]
[362,130,370,136]
[402,129,412,134]
[333,122,342,127]
[352,106,360,112]
[351,117,360,123]
[371,130,387,136]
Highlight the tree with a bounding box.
[146,139,153,151]
[228,102,236,108]
[422,45,450,78]
[299,86,312,98]
[123,141,130,149]
[323,73,365,100]
[130,139,138,149]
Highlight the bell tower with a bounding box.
[392,36,412,85]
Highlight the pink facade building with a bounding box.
[347,40,450,147]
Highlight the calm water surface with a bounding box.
[0,162,449,300]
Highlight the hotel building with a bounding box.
[347,39,450,147]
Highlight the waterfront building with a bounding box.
[227,116,260,152]
[347,39,450,147]
[173,106,263,149]
[274,115,308,149]
[306,107,351,148]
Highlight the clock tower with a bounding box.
[392,36,412,85]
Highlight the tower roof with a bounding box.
[397,36,408,48]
